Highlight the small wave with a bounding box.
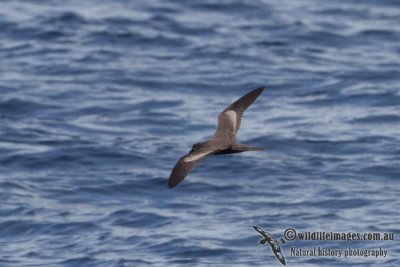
[105,210,170,228]
[40,11,87,26]
[349,114,400,124]
[304,198,371,209]
[0,98,61,117]
[58,257,99,267]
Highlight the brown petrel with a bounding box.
[168,86,265,188]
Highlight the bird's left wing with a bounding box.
[168,149,216,188]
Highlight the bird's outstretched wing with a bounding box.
[253,225,286,266]
[168,149,216,188]
[213,86,265,140]
[253,225,270,238]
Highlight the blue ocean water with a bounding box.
[0,0,399,266]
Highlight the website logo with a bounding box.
[253,225,286,266]
[252,226,393,266]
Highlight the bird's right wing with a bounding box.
[253,225,269,238]
[213,86,264,140]
[168,149,216,188]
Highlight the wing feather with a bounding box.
[168,149,216,188]
[213,86,264,139]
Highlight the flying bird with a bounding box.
[253,225,286,266]
[168,86,265,188]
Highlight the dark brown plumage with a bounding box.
[168,86,265,189]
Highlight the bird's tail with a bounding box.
[245,146,264,151]
[237,144,265,151]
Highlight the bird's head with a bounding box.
[189,141,206,153]
[259,238,267,245]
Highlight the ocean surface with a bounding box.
[0,0,399,266]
